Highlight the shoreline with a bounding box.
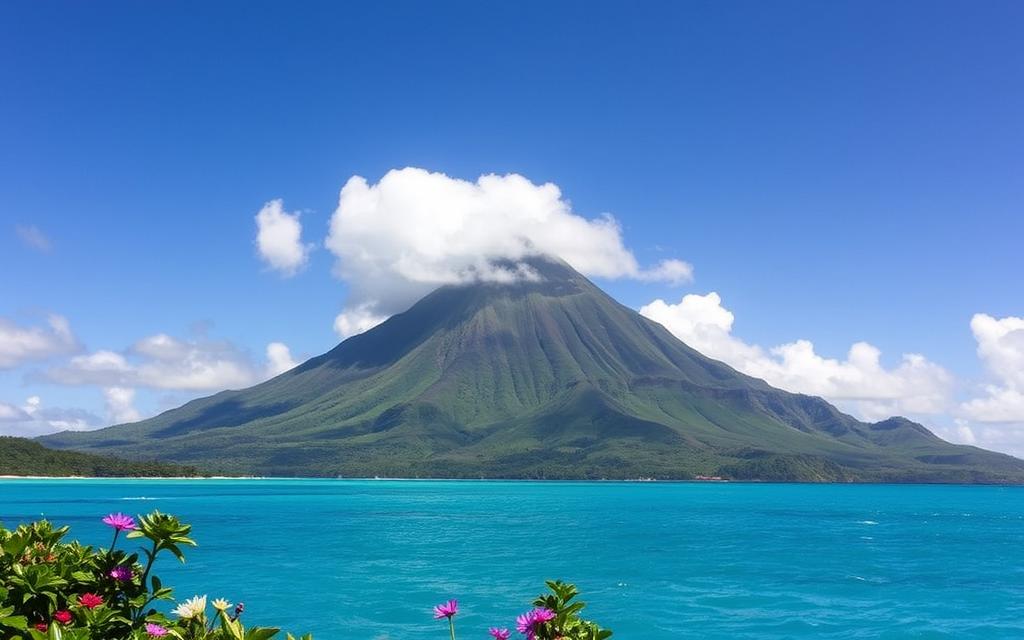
[0,475,258,480]
[1,475,1022,487]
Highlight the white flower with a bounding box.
[212,598,232,612]
[172,595,207,619]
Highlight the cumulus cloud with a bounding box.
[960,314,1024,423]
[0,401,30,422]
[47,334,296,391]
[640,292,953,421]
[325,167,693,337]
[15,224,52,252]
[255,199,312,277]
[0,395,101,438]
[265,342,298,377]
[103,387,141,424]
[0,314,78,368]
[953,419,977,445]
[333,303,389,339]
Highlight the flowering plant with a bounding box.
[0,511,311,640]
[524,581,611,640]
[433,581,611,640]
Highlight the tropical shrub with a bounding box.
[0,511,310,640]
[435,580,612,640]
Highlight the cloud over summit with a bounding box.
[325,167,692,337]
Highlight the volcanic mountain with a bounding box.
[42,257,1024,481]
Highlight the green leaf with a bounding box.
[244,627,281,640]
[0,615,28,630]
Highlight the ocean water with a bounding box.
[0,480,1021,639]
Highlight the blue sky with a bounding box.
[1,1,1022,453]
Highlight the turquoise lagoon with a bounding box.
[1,480,1021,639]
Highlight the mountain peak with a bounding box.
[449,254,591,298]
[40,259,1024,482]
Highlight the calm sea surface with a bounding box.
[0,480,1021,639]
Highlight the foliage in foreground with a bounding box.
[0,512,611,640]
[433,581,612,640]
[0,511,307,639]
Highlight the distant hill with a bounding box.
[41,256,1024,482]
[0,437,198,477]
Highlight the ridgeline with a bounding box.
[40,257,1024,483]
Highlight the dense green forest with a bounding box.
[0,437,199,477]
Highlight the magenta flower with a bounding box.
[145,622,169,637]
[489,628,511,640]
[102,513,137,532]
[433,599,458,619]
[109,565,133,581]
[516,608,556,639]
[78,593,104,609]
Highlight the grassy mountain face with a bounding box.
[41,257,1024,482]
[0,437,198,477]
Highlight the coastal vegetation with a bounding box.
[0,438,198,478]
[0,512,610,639]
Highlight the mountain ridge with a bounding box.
[40,256,1024,482]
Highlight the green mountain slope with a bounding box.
[0,437,198,477]
[40,257,1024,482]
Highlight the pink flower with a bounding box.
[489,628,511,640]
[433,599,458,619]
[78,593,104,609]
[109,565,133,581]
[516,608,556,639]
[102,513,137,532]
[53,610,72,625]
[145,623,169,637]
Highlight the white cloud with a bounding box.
[255,199,312,277]
[15,224,52,252]
[265,342,298,377]
[103,387,141,424]
[635,259,694,285]
[960,314,1024,423]
[0,395,101,438]
[640,292,953,421]
[48,334,296,391]
[961,387,1024,423]
[333,303,389,339]
[970,314,1024,388]
[0,401,30,422]
[325,167,693,337]
[954,419,977,445]
[52,350,133,385]
[0,314,78,368]
[131,334,258,390]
